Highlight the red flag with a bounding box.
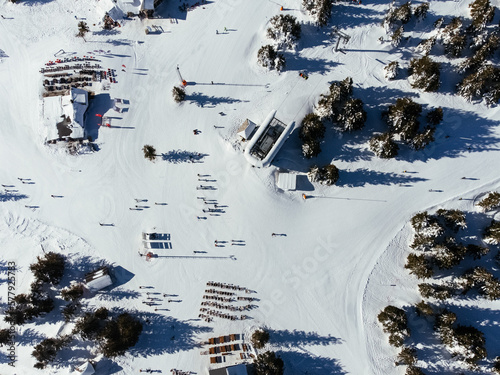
[95,114,103,117]
[122,64,126,68]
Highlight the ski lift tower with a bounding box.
[331,26,351,52]
[176,65,187,86]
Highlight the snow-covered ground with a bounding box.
[0,0,500,374]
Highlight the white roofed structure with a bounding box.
[42,87,88,141]
[74,361,95,375]
[85,267,113,293]
[243,110,294,168]
[237,119,257,141]
[277,172,297,191]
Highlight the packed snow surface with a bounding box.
[0,0,500,374]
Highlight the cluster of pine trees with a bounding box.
[383,0,500,104]
[257,14,301,72]
[369,98,442,158]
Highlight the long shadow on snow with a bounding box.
[154,0,215,22]
[405,303,500,374]
[131,313,212,356]
[278,350,346,375]
[92,29,121,36]
[336,169,427,188]
[161,150,208,163]
[86,93,114,142]
[19,0,54,5]
[0,192,28,202]
[274,86,416,170]
[96,287,141,301]
[284,53,341,76]
[400,107,500,162]
[268,328,342,346]
[15,328,47,347]
[332,3,386,29]
[298,23,335,50]
[187,92,249,107]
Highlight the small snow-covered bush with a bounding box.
[484,220,500,245]
[457,64,500,105]
[416,36,436,56]
[302,0,332,27]
[378,305,410,347]
[426,107,443,126]
[307,164,339,185]
[100,313,143,357]
[477,191,500,211]
[143,145,156,161]
[408,56,440,92]
[384,61,399,80]
[257,45,286,72]
[316,77,353,122]
[415,300,434,317]
[410,126,435,151]
[172,86,186,103]
[418,283,453,300]
[397,346,417,366]
[461,267,500,300]
[267,14,301,50]
[391,25,404,47]
[254,351,284,375]
[405,366,426,375]
[460,35,500,72]
[337,98,367,132]
[432,241,467,270]
[299,113,325,141]
[32,336,71,369]
[413,2,429,21]
[302,138,321,159]
[384,2,412,29]
[77,21,89,38]
[61,283,84,301]
[30,252,65,285]
[251,329,270,349]
[405,253,434,279]
[440,17,466,58]
[435,208,466,232]
[469,0,495,33]
[368,132,399,159]
[385,97,422,141]
[493,356,500,374]
[299,113,325,158]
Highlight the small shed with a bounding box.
[74,361,95,375]
[85,267,113,293]
[277,172,297,191]
[237,119,257,141]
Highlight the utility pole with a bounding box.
[176,65,187,86]
[331,26,351,52]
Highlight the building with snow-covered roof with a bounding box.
[237,119,257,141]
[42,87,88,142]
[244,110,294,168]
[84,267,113,293]
[74,361,95,375]
[277,172,297,191]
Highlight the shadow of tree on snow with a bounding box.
[161,150,208,164]
[268,329,342,346]
[278,350,346,375]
